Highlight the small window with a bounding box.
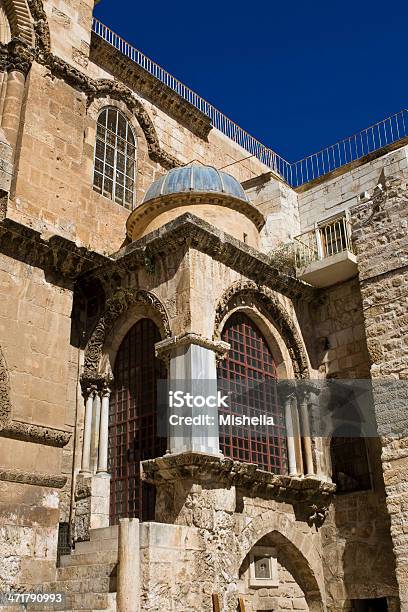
[249,547,278,588]
[93,108,136,210]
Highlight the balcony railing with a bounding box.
[92,18,408,188]
[294,214,353,268]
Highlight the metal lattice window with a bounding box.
[217,313,288,474]
[108,319,166,525]
[93,107,136,210]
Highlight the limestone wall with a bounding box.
[351,171,408,609]
[297,146,408,231]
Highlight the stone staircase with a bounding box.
[28,526,119,612]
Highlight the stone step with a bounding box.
[90,526,119,542]
[73,538,118,555]
[57,562,117,581]
[24,591,116,612]
[59,549,118,567]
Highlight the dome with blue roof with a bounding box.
[142,164,249,204]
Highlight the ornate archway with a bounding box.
[214,281,310,379]
[83,288,171,382]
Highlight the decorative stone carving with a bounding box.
[6,36,34,74]
[0,467,67,488]
[214,280,310,378]
[142,452,335,506]
[83,288,171,380]
[90,34,212,141]
[307,503,329,527]
[0,345,11,423]
[155,332,230,363]
[0,420,71,447]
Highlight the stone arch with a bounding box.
[87,81,181,171]
[2,0,34,45]
[237,510,325,611]
[83,288,171,381]
[214,281,310,379]
[0,344,11,423]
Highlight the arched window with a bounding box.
[330,426,372,493]
[217,313,288,474]
[93,108,136,210]
[108,319,166,525]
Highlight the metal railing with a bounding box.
[92,18,408,188]
[294,214,353,268]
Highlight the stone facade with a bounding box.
[0,1,406,611]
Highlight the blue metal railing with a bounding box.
[92,18,408,188]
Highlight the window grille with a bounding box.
[108,318,166,524]
[93,107,136,210]
[217,313,288,474]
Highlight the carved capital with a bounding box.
[155,332,230,362]
[6,37,34,75]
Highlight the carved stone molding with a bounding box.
[83,288,171,380]
[0,467,67,488]
[90,34,212,141]
[6,36,34,74]
[155,332,230,363]
[0,420,71,447]
[213,280,310,379]
[0,345,11,423]
[142,452,335,506]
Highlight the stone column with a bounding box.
[285,394,298,477]
[299,387,314,477]
[97,383,111,476]
[80,386,95,474]
[117,518,140,612]
[1,69,25,151]
[155,333,230,456]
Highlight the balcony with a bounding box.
[294,214,358,287]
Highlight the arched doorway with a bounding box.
[217,312,288,474]
[108,318,166,524]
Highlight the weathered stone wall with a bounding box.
[0,481,59,590]
[297,146,408,231]
[351,171,408,609]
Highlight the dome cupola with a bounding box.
[126,164,264,247]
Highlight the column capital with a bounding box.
[155,332,230,362]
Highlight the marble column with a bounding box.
[97,383,111,477]
[284,394,298,477]
[2,70,25,151]
[80,386,95,474]
[299,388,314,477]
[155,333,230,456]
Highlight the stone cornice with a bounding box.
[112,213,316,302]
[0,218,111,283]
[0,420,71,447]
[0,467,67,488]
[90,33,212,141]
[141,452,336,506]
[155,333,230,360]
[126,191,266,240]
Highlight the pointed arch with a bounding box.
[214,281,310,379]
[237,510,325,611]
[83,288,171,381]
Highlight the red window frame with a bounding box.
[108,318,166,524]
[217,313,288,474]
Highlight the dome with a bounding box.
[143,164,248,204]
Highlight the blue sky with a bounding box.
[94,0,408,162]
